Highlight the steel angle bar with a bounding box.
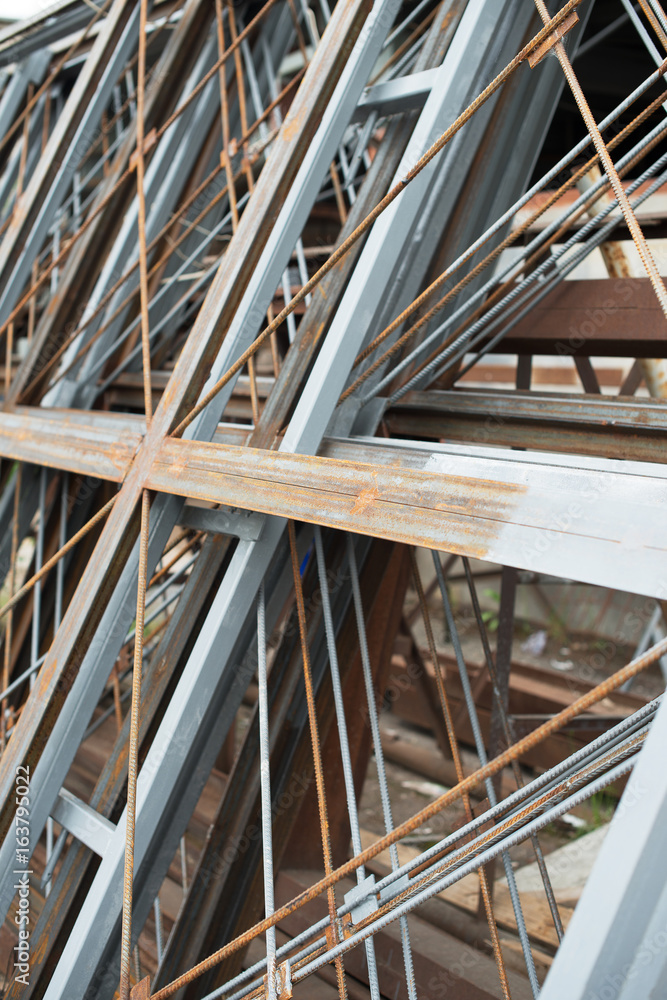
[170,0,402,445]
[47,31,224,406]
[0,2,101,69]
[282,0,520,457]
[54,5,299,399]
[0,408,140,480]
[0,51,51,139]
[386,388,667,462]
[350,67,438,121]
[24,4,397,993]
[15,531,235,1000]
[8,0,214,407]
[12,22,424,982]
[343,0,582,429]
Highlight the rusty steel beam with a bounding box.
[143,434,667,598]
[387,388,667,462]
[486,277,667,357]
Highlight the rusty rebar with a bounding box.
[119,489,151,1000]
[287,521,348,1000]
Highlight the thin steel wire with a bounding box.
[119,488,151,1000]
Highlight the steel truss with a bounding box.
[0,1,663,998]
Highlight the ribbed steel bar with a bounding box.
[431,550,540,997]
[119,489,151,1000]
[346,534,418,1000]
[313,526,381,1000]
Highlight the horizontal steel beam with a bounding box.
[487,277,667,357]
[143,435,667,598]
[0,408,141,480]
[0,407,665,596]
[387,389,667,462]
[351,67,437,121]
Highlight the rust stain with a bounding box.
[281,106,306,143]
[350,488,380,514]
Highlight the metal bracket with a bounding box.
[178,504,265,540]
[344,873,379,929]
[275,959,292,999]
[50,788,116,858]
[379,872,410,906]
[528,11,579,68]
[130,976,151,999]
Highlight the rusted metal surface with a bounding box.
[0,408,140,479]
[481,277,667,356]
[387,389,667,461]
[0,3,665,997]
[144,435,667,597]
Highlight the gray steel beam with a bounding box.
[540,695,667,1000]
[351,67,438,121]
[0,50,50,140]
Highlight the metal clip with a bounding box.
[344,874,379,927]
[275,959,292,999]
[379,872,410,906]
[130,976,151,1000]
[527,11,579,69]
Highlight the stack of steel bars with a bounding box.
[0,0,663,997]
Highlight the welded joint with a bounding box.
[274,959,292,999]
[343,873,379,931]
[527,11,579,68]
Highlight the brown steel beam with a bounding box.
[387,388,667,463]
[484,277,667,356]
